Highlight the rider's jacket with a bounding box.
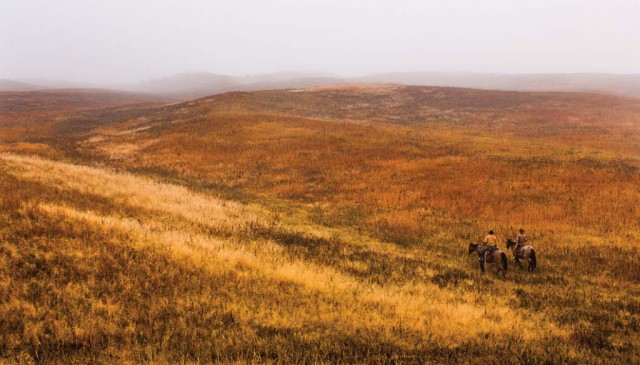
[516,233,528,245]
[483,234,498,246]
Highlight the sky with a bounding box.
[1,0,639,83]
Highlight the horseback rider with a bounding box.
[480,230,498,262]
[484,230,498,247]
[514,228,527,253]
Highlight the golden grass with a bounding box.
[2,153,561,341]
[2,85,640,363]
[1,152,572,363]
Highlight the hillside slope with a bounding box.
[2,85,640,363]
[0,79,41,91]
[0,153,567,363]
[135,72,343,98]
[0,89,171,144]
[358,72,640,98]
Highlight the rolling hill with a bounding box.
[132,71,640,98]
[135,71,344,97]
[358,72,640,98]
[0,79,41,91]
[3,71,638,98]
[0,89,171,144]
[1,85,640,363]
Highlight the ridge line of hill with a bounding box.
[2,71,639,98]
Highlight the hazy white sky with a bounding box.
[1,0,639,83]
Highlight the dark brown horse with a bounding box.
[505,238,537,271]
[468,243,508,278]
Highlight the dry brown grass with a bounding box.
[95,87,640,245]
[0,89,168,143]
[2,85,640,363]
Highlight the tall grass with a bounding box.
[2,85,640,362]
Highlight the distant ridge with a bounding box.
[135,71,342,97]
[356,72,640,98]
[2,72,639,98]
[0,79,42,91]
[137,72,237,96]
[129,71,640,98]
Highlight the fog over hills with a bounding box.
[356,72,640,98]
[0,79,41,91]
[2,72,639,98]
[134,71,343,97]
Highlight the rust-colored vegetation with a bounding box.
[1,85,640,363]
[0,89,167,144]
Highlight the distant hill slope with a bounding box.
[135,71,342,97]
[0,88,169,114]
[4,72,638,97]
[0,79,42,91]
[136,71,640,98]
[0,89,170,143]
[357,72,640,98]
[137,72,238,95]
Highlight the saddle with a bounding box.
[479,245,497,263]
[516,245,532,256]
[484,245,498,254]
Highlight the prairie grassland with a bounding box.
[93,87,640,243]
[2,85,640,363]
[0,89,167,143]
[1,153,566,363]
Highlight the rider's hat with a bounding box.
[519,228,525,233]
[489,230,494,235]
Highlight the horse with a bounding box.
[505,238,537,272]
[468,243,508,278]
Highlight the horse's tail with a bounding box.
[501,252,508,273]
[530,249,537,270]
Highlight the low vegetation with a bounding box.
[1,85,640,363]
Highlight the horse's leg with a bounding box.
[497,262,504,278]
[494,258,502,277]
[515,257,522,269]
